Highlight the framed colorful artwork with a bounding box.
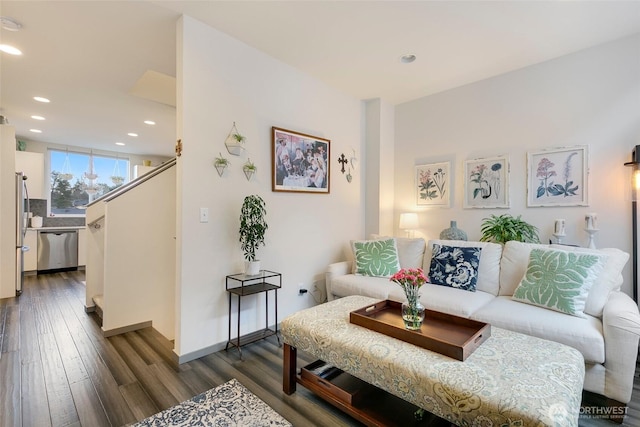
[527,146,588,207]
[463,156,510,208]
[272,127,330,194]
[415,162,451,207]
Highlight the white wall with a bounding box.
[395,34,640,295]
[0,126,17,298]
[175,16,364,360]
[102,166,176,339]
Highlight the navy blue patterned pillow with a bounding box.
[428,244,482,292]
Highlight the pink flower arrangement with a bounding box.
[390,268,428,305]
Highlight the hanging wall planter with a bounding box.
[243,158,257,181]
[224,122,246,156]
[59,147,74,181]
[214,152,230,177]
[111,156,125,185]
[111,176,125,185]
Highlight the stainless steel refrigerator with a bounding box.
[15,172,30,296]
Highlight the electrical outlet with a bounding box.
[298,283,308,295]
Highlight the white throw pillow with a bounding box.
[499,241,551,296]
[369,235,426,269]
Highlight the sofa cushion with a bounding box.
[395,237,426,269]
[512,248,606,317]
[352,238,400,277]
[471,296,605,364]
[499,241,551,296]
[370,235,426,269]
[331,274,393,300]
[428,244,481,291]
[388,284,495,318]
[551,245,629,318]
[424,239,503,296]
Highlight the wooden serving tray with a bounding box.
[350,300,490,361]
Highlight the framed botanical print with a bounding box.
[272,127,330,194]
[463,156,510,208]
[527,146,588,207]
[415,162,450,207]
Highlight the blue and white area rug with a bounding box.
[133,378,292,426]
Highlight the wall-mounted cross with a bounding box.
[338,154,349,174]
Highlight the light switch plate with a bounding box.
[200,207,209,223]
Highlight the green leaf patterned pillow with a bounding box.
[512,248,606,317]
[353,238,401,277]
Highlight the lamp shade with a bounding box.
[399,213,419,230]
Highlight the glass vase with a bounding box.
[401,301,425,330]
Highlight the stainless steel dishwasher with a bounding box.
[37,230,79,272]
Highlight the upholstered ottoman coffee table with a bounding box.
[282,295,584,427]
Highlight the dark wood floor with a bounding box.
[0,271,639,426]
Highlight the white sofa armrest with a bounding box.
[326,261,352,301]
[602,291,640,403]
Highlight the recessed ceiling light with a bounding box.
[0,44,22,55]
[128,132,138,137]
[144,120,156,125]
[115,142,125,146]
[29,129,42,133]
[400,54,417,64]
[31,115,45,120]
[1,17,22,31]
[33,96,50,103]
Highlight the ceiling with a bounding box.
[1,1,639,157]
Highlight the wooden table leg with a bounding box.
[283,343,297,394]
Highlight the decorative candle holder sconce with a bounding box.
[225,122,246,156]
[585,213,599,249]
[214,152,230,177]
[553,219,566,244]
[243,158,257,181]
[349,148,358,171]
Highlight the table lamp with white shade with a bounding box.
[399,213,419,238]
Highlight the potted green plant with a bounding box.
[214,152,230,176]
[239,194,268,275]
[242,158,257,181]
[232,132,246,144]
[480,214,540,244]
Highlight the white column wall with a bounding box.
[0,126,17,298]
[395,34,640,295]
[175,16,364,359]
[365,99,395,237]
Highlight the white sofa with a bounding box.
[326,237,640,404]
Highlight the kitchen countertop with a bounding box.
[28,226,86,231]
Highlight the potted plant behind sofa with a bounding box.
[239,194,268,275]
[480,214,540,244]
